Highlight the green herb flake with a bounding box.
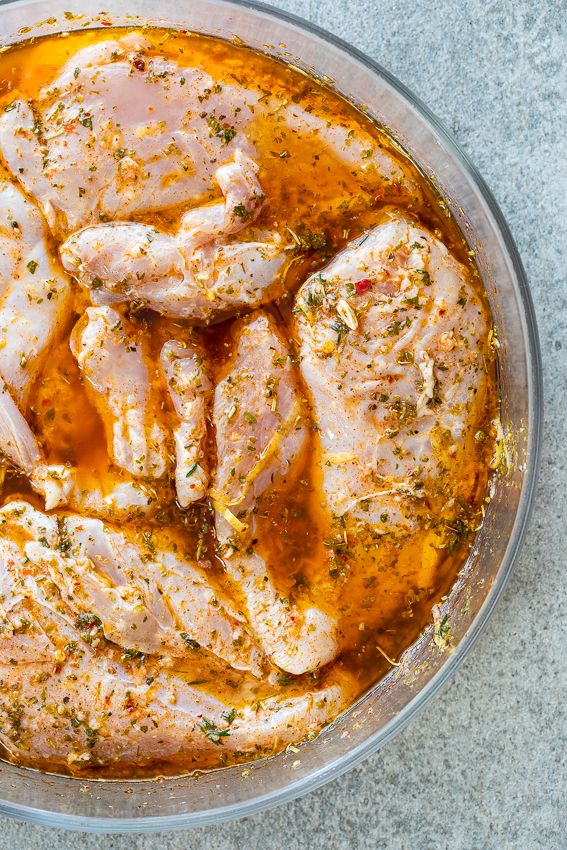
[233,203,250,220]
[180,633,201,651]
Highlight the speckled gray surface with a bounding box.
[0,0,565,847]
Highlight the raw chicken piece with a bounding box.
[160,339,212,506]
[0,500,344,768]
[0,363,168,518]
[25,512,262,674]
[294,216,489,535]
[0,34,259,235]
[0,383,72,509]
[30,337,170,519]
[1,655,343,769]
[212,311,339,674]
[70,306,167,479]
[65,473,160,521]
[0,180,72,509]
[60,151,288,323]
[274,103,417,202]
[0,390,159,516]
[0,501,59,664]
[0,35,416,236]
[179,148,266,240]
[0,181,70,405]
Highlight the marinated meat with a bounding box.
[0,501,343,768]
[0,34,415,236]
[25,510,263,674]
[160,339,212,506]
[70,306,168,479]
[294,216,489,536]
[212,311,340,674]
[60,151,287,323]
[0,181,70,405]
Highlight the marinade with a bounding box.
[0,27,498,777]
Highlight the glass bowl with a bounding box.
[0,0,542,832]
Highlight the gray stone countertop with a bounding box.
[0,0,564,847]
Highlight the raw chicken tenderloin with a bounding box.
[0,501,344,768]
[160,340,212,505]
[294,216,489,535]
[70,306,167,479]
[0,181,70,405]
[25,512,263,674]
[212,311,340,675]
[0,34,416,236]
[60,150,288,323]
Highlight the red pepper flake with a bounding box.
[100,19,112,26]
[354,278,372,295]
[133,58,146,71]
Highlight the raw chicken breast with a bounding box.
[0,35,416,236]
[0,181,72,509]
[0,501,59,664]
[70,306,168,479]
[0,296,177,516]
[25,511,263,674]
[272,102,417,203]
[0,500,343,769]
[0,181,70,405]
[0,34,259,235]
[212,311,340,674]
[1,655,343,770]
[60,150,288,323]
[294,216,489,535]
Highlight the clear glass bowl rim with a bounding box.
[0,0,543,832]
